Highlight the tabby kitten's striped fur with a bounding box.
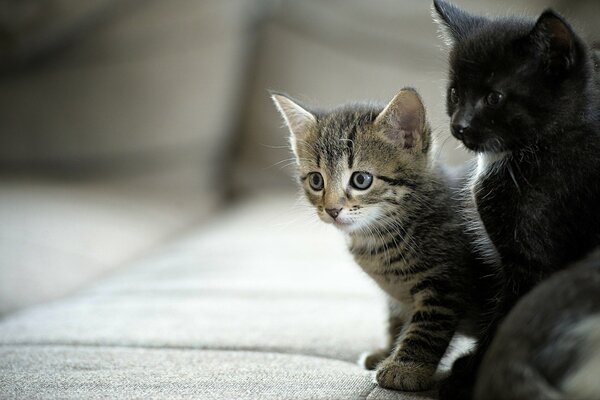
[272,89,483,392]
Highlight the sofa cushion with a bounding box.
[0,193,470,398]
[0,173,216,316]
[0,346,436,400]
[0,193,382,358]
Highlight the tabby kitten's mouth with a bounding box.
[331,216,377,234]
[321,215,352,227]
[322,215,359,232]
[332,219,353,228]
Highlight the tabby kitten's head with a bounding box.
[433,0,592,153]
[272,89,431,233]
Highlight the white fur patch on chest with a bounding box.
[473,151,508,184]
[463,151,506,269]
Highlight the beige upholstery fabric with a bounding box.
[0,193,383,357]
[0,193,470,399]
[0,347,442,400]
[0,0,118,68]
[0,173,216,315]
[1,347,379,400]
[0,0,250,184]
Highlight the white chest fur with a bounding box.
[473,151,508,183]
[465,151,507,268]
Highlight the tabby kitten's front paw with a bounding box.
[375,358,436,392]
[360,348,391,370]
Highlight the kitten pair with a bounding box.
[272,89,488,391]
[274,0,600,397]
[433,0,600,399]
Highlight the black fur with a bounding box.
[433,1,600,399]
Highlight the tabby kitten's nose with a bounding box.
[326,208,342,219]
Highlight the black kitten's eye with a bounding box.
[308,172,324,191]
[350,172,373,190]
[486,91,504,107]
[449,87,459,105]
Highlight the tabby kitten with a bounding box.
[272,88,484,392]
[433,1,600,398]
[475,251,600,400]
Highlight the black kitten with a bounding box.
[433,1,600,399]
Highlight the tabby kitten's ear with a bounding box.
[271,93,317,158]
[375,88,429,154]
[527,10,577,75]
[432,0,487,45]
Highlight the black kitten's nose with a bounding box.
[325,208,342,219]
[451,122,470,140]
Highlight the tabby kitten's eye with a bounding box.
[449,87,459,105]
[350,172,373,190]
[308,172,324,191]
[486,91,504,107]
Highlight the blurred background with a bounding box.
[0,0,598,316]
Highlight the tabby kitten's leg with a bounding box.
[363,297,407,370]
[440,274,535,400]
[376,291,459,392]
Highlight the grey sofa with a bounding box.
[0,0,586,398]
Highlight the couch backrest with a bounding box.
[0,0,253,196]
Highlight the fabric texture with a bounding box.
[0,0,251,182]
[0,0,119,69]
[0,193,469,399]
[0,174,216,315]
[1,347,378,400]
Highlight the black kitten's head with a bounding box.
[433,0,591,153]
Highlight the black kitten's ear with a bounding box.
[528,10,577,74]
[375,88,430,153]
[432,0,487,44]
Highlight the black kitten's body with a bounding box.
[476,252,600,400]
[476,138,600,288]
[433,1,600,398]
